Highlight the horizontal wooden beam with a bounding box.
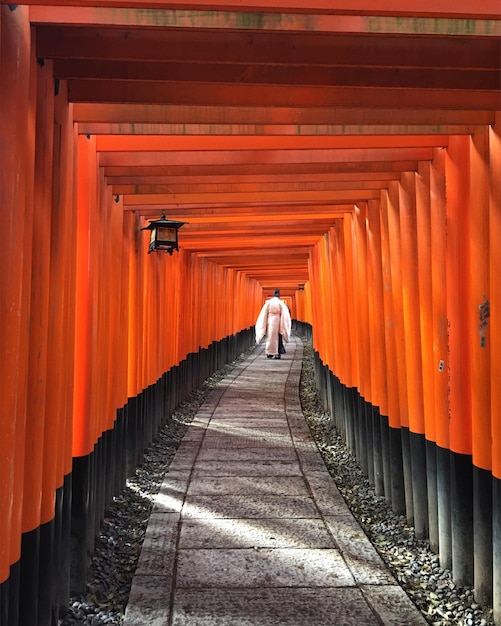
[124,189,381,205]
[95,134,447,151]
[21,1,501,21]
[103,160,420,178]
[68,80,499,109]
[74,104,495,126]
[182,216,339,230]
[54,59,501,90]
[198,247,313,257]
[99,147,434,167]
[29,7,501,35]
[36,26,500,69]
[133,205,354,220]
[80,122,480,136]
[107,172,402,185]
[112,180,391,194]
[178,233,322,249]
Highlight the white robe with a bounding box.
[255,296,291,355]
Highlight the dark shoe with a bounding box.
[274,355,281,359]
[267,354,273,359]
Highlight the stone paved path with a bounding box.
[124,336,427,626]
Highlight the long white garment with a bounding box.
[255,296,291,355]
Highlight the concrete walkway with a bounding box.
[124,336,427,626]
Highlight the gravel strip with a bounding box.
[59,338,494,626]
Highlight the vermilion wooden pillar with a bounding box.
[310,237,327,411]
[73,135,96,459]
[126,211,140,401]
[0,8,32,625]
[387,180,413,519]
[490,111,501,626]
[445,134,473,587]
[308,245,322,360]
[379,189,404,511]
[111,194,128,418]
[49,81,78,617]
[400,170,428,538]
[331,219,352,444]
[17,29,36,552]
[469,127,492,605]
[170,252,183,368]
[343,213,359,457]
[367,198,388,497]
[20,53,55,626]
[322,233,335,373]
[324,230,339,421]
[70,134,97,593]
[416,160,438,547]
[430,147,451,569]
[352,203,372,480]
[333,220,352,391]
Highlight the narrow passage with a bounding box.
[124,336,426,626]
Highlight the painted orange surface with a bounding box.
[1,0,500,589]
[490,113,501,479]
[469,128,492,471]
[399,171,425,435]
[23,58,55,533]
[445,135,472,456]
[415,161,436,443]
[25,1,501,19]
[386,180,410,428]
[379,190,401,428]
[430,148,449,450]
[0,6,32,581]
[367,198,388,415]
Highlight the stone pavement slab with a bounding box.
[190,459,303,477]
[187,476,310,496]
[178,517,335,549]
[124,336,427,626]
[175,547,356,588]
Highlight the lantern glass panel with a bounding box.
[157,226,177,244]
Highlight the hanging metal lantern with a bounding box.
[142,214,186,254]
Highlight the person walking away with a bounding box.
[255,289,291,359]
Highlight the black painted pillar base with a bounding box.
[7,561,20,626]
[473,465,492,605]
[125,396,138,478]
[389,425,406,515]
[345,387,357,456]
[0,576,10,626]
[70,455,92,594]
[0,575,9,626]
[365,401,375,486]
[426,438,439,553]
[493,476,501,625]
[19,528,39,626]
[437,445,452,570]
[380,415,392,503]
[357,395,368,477]
[401,426,414,523]
[372,406,384,497]
[451,451,474,586]
[410,431,428,539]
[38,515,57,626]
[58,473,72,617]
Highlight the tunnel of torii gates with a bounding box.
[0,1,500,625]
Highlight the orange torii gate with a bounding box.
[1,2,500,626]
